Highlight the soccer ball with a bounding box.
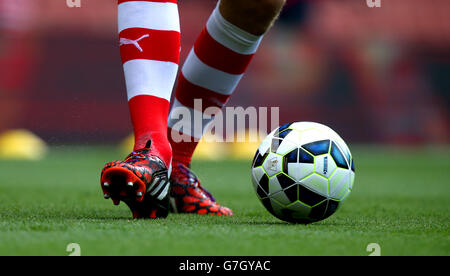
[251,122,355,224]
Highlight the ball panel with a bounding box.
[251,149,260,168]
[252,149,269,168]
[302,140,330,156]
[293,123,350,158]
[251,177,260,197]
[349,171,355,190]
[315,154,337,178]
[252,165,266,177]
[251,169,261,191]
[256,185,267,199]
[269,189,292,206]
[329,168,350,200]
[333,138,352,165]
[262,153,283,177]
[252,166,266,186]
[296,122,346,145]
[268,175,282,195]
[298,183,328,207]
[332,183,349,201]
[271,138,282,153]
[274,136,299,155]
[278,122,293,133]
[330,141,349,169]
[257,133,273,156]
[279,209,298,223]
[322,200,340,220]
[274,128,292,139]
[299,173,329,197]
[284,201,312,223]
[299,148,314,163]
[289,121,324,132]
[338,189,351,203]
[283,149,298,166]
[298,128,330,146]
[258,173,270,197]
[267,173,294,195]
[260,197,274,214]
[283,184,298,202]
[308,199,341,221]
[286,162,314,182]
[252,149,259,167]
[269,197,287,219]
[276,173,296,190]
[308,200,328,221]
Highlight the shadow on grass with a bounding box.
[1,208,355,228]
[216,219,351,227]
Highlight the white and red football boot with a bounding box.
[100,140,171,219]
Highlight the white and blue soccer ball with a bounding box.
[251,122,355,224]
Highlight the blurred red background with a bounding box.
[0,0,448,145]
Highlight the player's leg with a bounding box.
[219,0,286,36]
[100,0,181,219]
[168,0,285,216]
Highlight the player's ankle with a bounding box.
[219,0,286,35]
[171,159,191,171]
[134,133,172,168]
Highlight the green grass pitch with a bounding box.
[0,146,448,256]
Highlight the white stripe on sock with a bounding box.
[206,5,263,55]
[123,59,179,101]
[181,50,243,95]
[118,1,180,33]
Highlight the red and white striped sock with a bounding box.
[168,5,264,167]
[118,0,180,167]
